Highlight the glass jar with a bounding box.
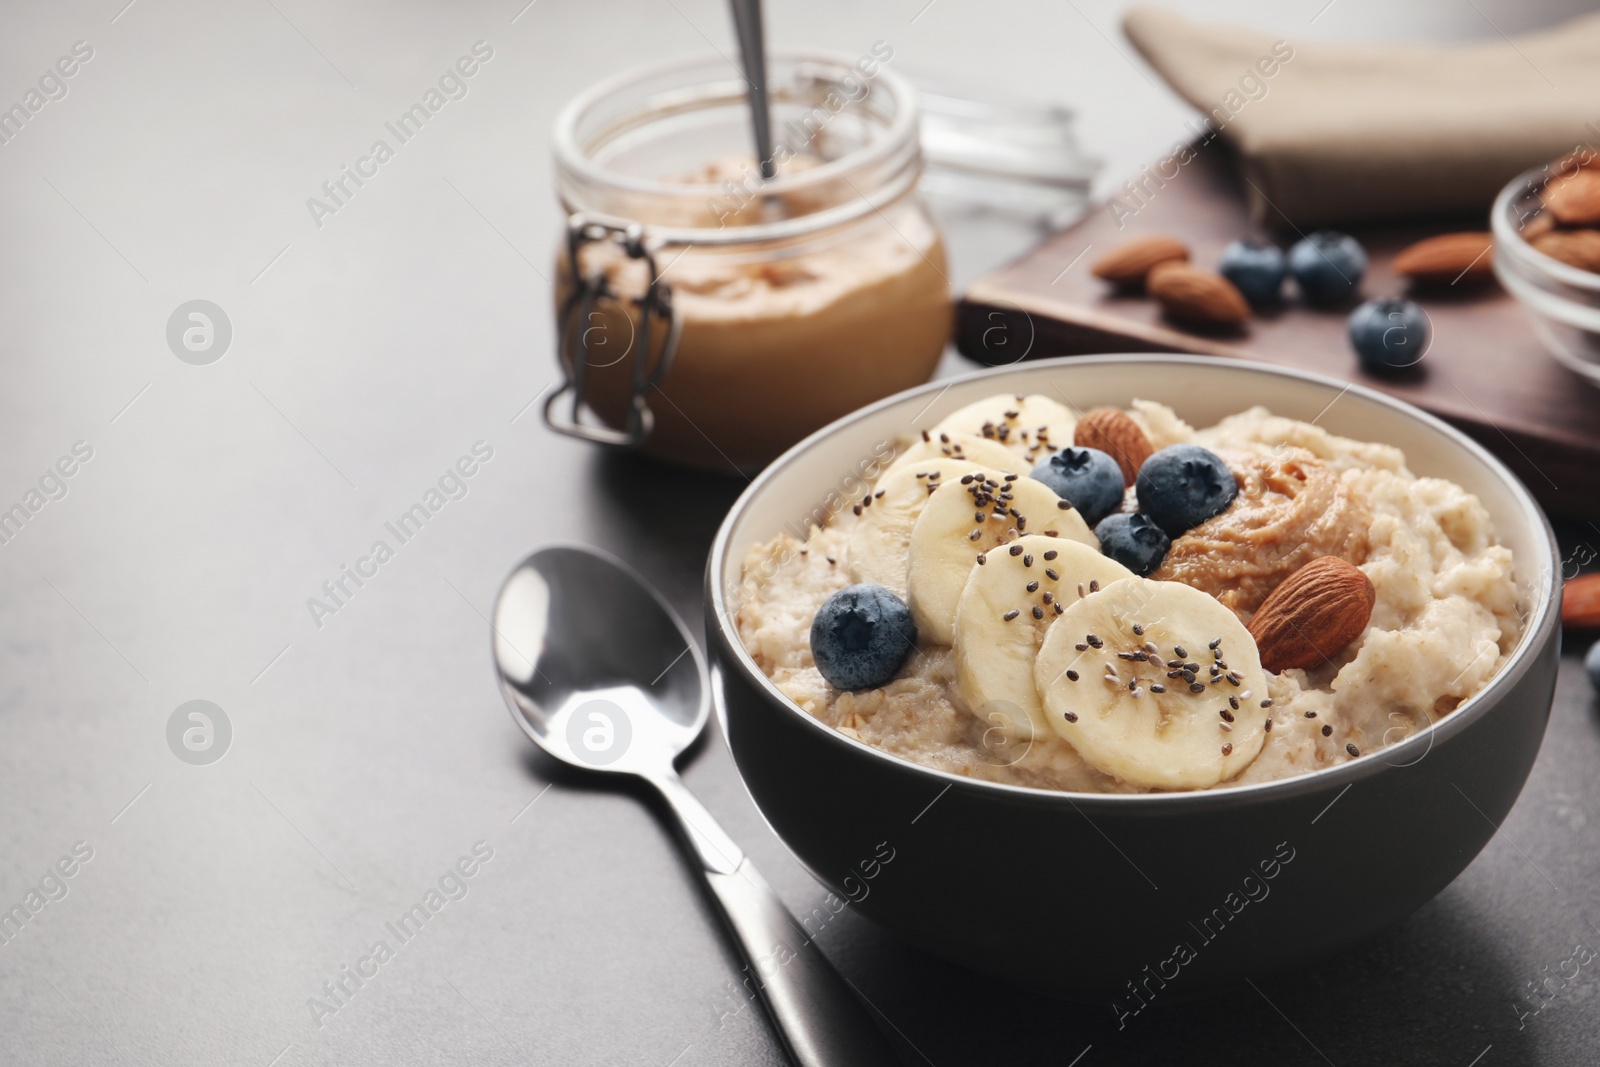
[547,50,949,470]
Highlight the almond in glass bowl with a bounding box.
[1492,163,1600,386]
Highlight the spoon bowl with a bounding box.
[494,545,706,776]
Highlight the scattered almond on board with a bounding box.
[1090,235,1189,285]
[1392,232,1494,285]
[1090,235,1248,329]
[1146,262,1251,327]
[1247,557,1376,673]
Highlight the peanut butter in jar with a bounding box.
[549,53,950,470]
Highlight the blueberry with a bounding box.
[1218,238,1287,308]
[1348,297,1430,373]
[1094,513,1170,576]
[810,584,917,690]
[1586,640,1600,693]
[1029,446,1124,526]
[1134,444,1238,536]
[1288,231,1367,306]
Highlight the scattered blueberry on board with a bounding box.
[1134,444,1239,537]
[1288,231,1367,307]
[1029,446,1124,526]
[1586,640,1600,692]
[810,584,917,690]
[1348,298,1431,373]
[1094,512,1170,576]
[1218,238,1287,309]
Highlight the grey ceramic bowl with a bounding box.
[705,356,1559,1001]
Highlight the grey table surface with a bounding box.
[2,0,1598,1064]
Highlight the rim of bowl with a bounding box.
[551,49,919,202]
[707,354,1561,813]
[1492,165,1600,294]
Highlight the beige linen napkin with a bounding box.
[1123,7,1600,228]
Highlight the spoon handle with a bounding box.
[728,0,775,180]
[649,770,904,1066]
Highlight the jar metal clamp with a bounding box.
[544,214,683,447]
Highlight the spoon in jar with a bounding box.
[729,0,776,180]
[492,545,902,1067]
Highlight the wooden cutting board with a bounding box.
[955,148,1599,521]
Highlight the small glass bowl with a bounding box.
[1491,166,1600,387]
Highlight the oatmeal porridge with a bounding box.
[734,394,1522,794]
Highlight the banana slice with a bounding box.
[883,431,1020,480]
[1036,577,1269,789]
[954,537,1133,740]
[907,471,1097,646]
[847,459,986,597]
[932,394,1077,466]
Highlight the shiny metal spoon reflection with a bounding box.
[493,545,901,1067]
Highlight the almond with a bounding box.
[1542,169,1600,226]
[1074,408,1152,487]
[1562,573,1600,628]
[1520,212,1556,241]
[1531,229,1600,272]
[1553,149,1600,176]
[1091,236,1189,285]
[1392,232,1494,285]
[1147,263,1251,326]
[1247,557,1375,673]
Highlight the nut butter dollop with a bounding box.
[1151,447,1370,619]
